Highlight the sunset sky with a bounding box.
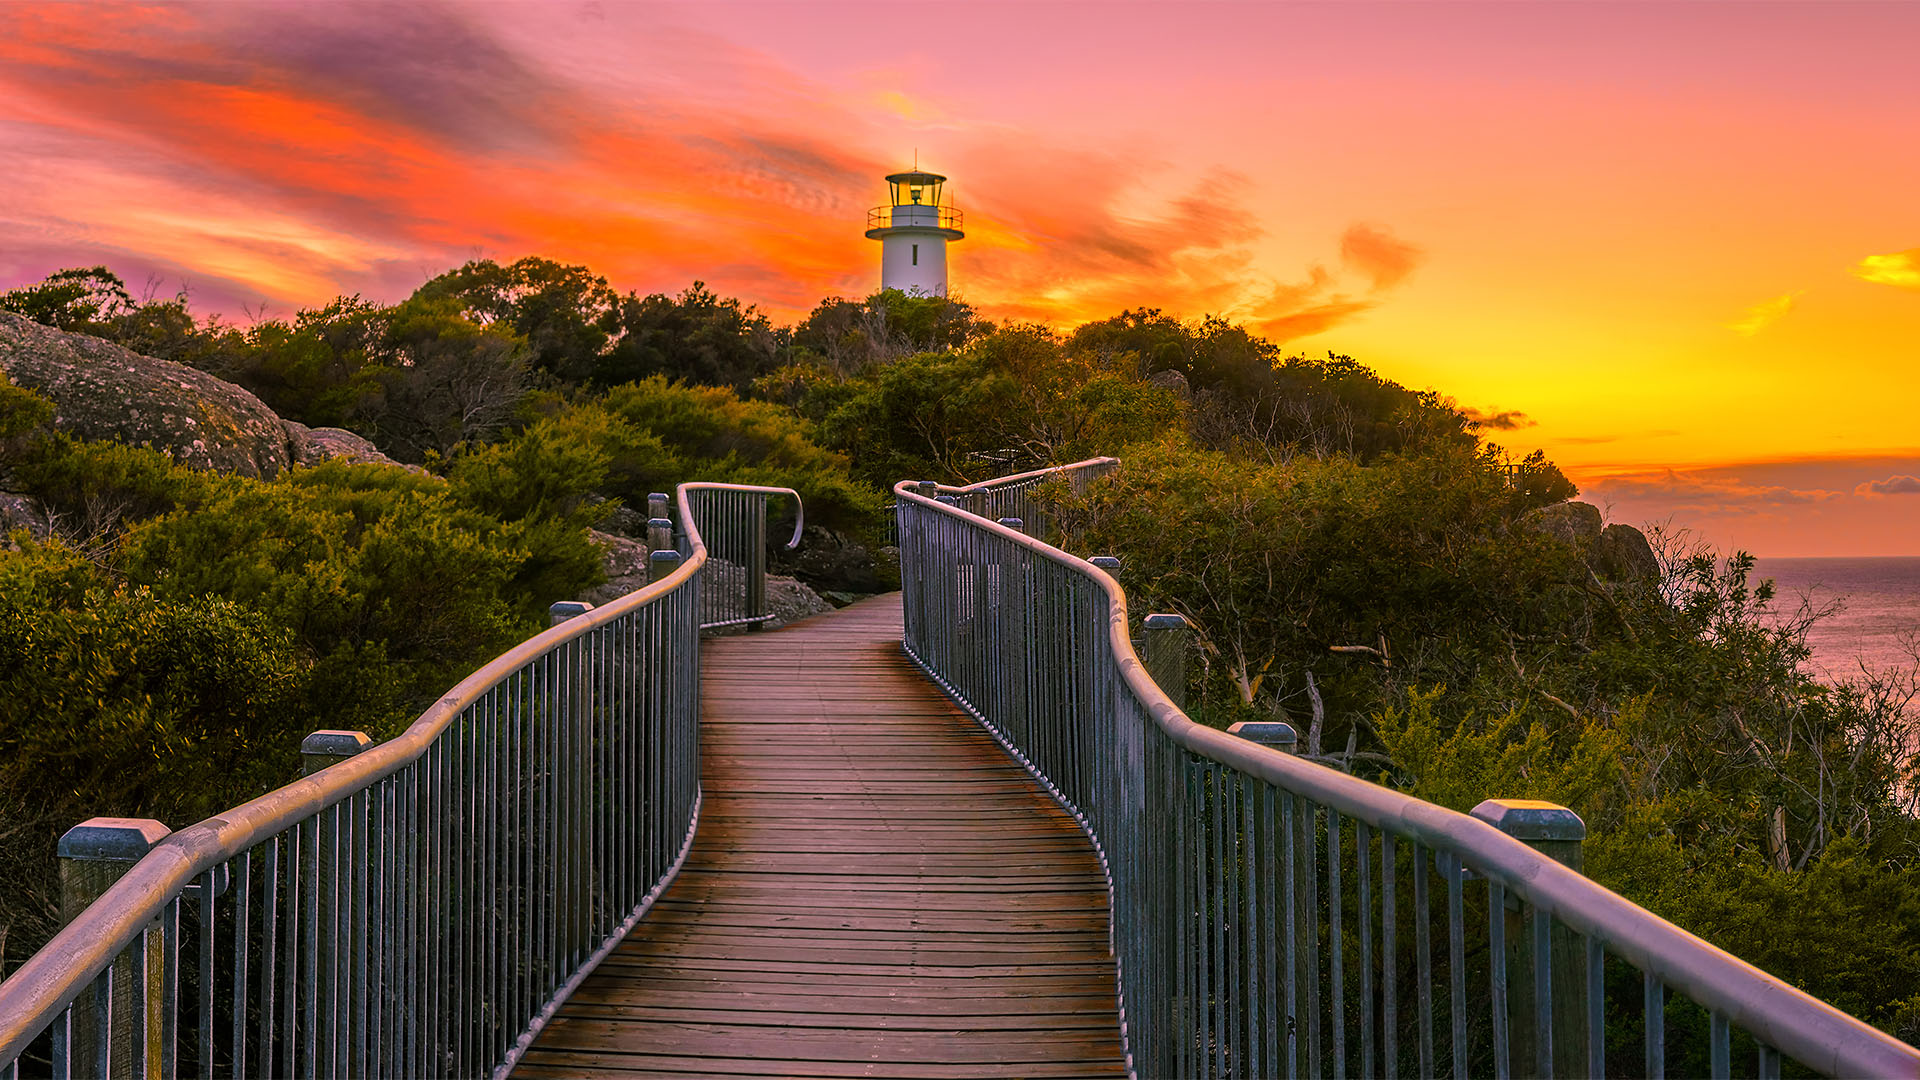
[3,2,1916,555]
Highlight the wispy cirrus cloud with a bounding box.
[1726,292,1801,337]
[1856,474,1920,497]
[1850,249,1920,290]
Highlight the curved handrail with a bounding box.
[893,477,1920,1080]
[0,481,800,1071]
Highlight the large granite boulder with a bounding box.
[0,311,291,478]
[1520,500,1658,585]
[1598,523,1659,583]
[1523,501,1603,552]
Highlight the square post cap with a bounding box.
[997,517,1024,531]
[1471,798,1586,842]
[549,601,595,625]
[650,549,683,564]
[647,518,674,531]
[58,818,171,861]
[302,729,373,759]
[647,492,670,504]
[1088,556,1121,572]
[915,481,939,497]
[935,495,959,505]
[1143,612,1187,630]
[1227,721,1298,751]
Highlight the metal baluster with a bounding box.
[1358,822,1373,1080]
[263,837,281,1079]
[1214,766,1228,1078]
[1329,810,1344,1080]
[1586,938,1605,1080]
[1381,831,1398,1080]
[232,850,251,1077]
[1283,791,1298,1080]
[1413,843,1432,1079]
[1709,1011,1730,1079]
[1490,880,1509,1080]
[1533,906,1552,1079]
[1446,853,1466,1080]
[1757,1042,1781,1079]
[1304,802,1321,1079]
[49,1007,71,1080]
[198,867,216,1080]
[1242,774,1258,1078]
[1644,973,1664,1079]
[161,897,180,1080]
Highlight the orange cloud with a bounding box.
[1464,407,1537,431]
[1341,223,1424,291]
[1851,249,1920,290]
[1856,475,1920,497]
[1726,292,1801,337]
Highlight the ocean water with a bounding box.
[1753,556,1920,680]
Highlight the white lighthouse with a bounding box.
[865,169,964,296]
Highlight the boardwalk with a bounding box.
[514,594,1128,1079]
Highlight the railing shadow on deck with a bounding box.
[893,461,1920,1080]
[0,484,800,1080]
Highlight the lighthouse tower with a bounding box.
[865,169,964,296]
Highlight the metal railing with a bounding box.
[883,456,1118,546]
[0,483,801,1080]
[893,474,1920,1080]
[866,203,964,232]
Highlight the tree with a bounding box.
[412,257,619,385]
[600,282,783,392]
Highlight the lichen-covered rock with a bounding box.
[0,312,291,478]
[284,420,407,469]
[1597,523,1659,584]
[0,492,50,545]
[1521,501,1603,553]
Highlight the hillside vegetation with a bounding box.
[2,261,1915,1048]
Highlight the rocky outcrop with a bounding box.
[0,311,292,478]
[1520,500,1658,585]
[284,421,409,470]
[1597,523,1659,583]
[775,526,882,593]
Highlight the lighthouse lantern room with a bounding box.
[865,169,964,296]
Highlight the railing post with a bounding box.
[649,548,682,586]
[1088,555,1120,575]
[1227,721,1299,754]
[916,481,939,499]
[550,601,594,627]
[302,730,373,777]
[1473,799,1588,1080]
[646,491,670,522]
[646,518,675,561]
[1141,612,1190,710]
[59,818,171,1079]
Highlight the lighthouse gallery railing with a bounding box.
[0,483,800,1080]
[894,471,1920,1080]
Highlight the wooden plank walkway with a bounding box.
[514,593,1127,1079]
